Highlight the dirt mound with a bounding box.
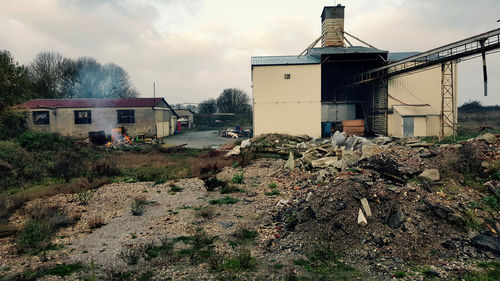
[269,137,500,279]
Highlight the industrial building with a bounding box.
[251,5,457,138]
[16,98,179,139]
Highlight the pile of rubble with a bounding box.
[234,132,500,278]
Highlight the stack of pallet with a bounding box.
[342,120,365,136]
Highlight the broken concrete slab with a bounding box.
[360,145,383,160]
[224,145,241,157]
[471,234,500,254]
[240,139,251,148]
[418,169,440,182]
[284,152,295,169]
[311,157,338,168]
[331,131,347,147]
[360,198,372,217]
[357,208,367,227]
[478,133,498,144]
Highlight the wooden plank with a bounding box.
[342,120,364,127]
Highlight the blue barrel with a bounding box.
[235,125,241,132]
[322,122,332,137]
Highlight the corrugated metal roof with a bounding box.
[393,105,439,117]
[251,55,320,66]
[388,52,420,62]
[17,98,167,109]
[308,46,388,58]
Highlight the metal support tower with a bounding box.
[440,62,455,140]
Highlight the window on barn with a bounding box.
[117,110,135,124]
[74,110,92,124]
[33,111,50,125]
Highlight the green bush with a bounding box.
[0,141,45,189]
[16,220,52,254]
[0,110,27,140]
[16,131,72,151]
[53,150,86,182]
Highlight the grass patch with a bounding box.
[458,261,500,281]
[209,196,240,205]
[265,189,280,196]
[170,186,183,193]
[230,227,258,247]
[292,246,364,280]
[268,182,277,188]
[482,195,500,210]
[175,230,217,265]
[216,248,256,272]
[393,271,407,278]
[220,184,244,194]
[20,264,83,280]
[231,172,244,184]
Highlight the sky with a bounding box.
[1,0,499,105]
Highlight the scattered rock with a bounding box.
[357,209,368,227]
[306,192,314,202]
[360,198,372,217]
[418,169,440,182]
[219,221,234,228]
[334,201,346,211]
[387,207,405,228]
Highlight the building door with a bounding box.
[403,117,414,137]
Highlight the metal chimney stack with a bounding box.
[321,4,345,47]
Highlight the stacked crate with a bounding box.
[342,120,365,136]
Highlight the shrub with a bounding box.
[53,150,86,182]
[195,206,215,220]
[16,131,72,151]
[268,182,277,189]
[16,220,52,253]
[0,141,45,189]
[77,190,93,205]
[0,110,27,140]
[131,202,146,216]
[483,196,500,210]
[120,246,143,265]
[203,177,227,192]
[88,215,104,229]
[92,157,120,176]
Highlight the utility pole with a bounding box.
[153,82,157,139]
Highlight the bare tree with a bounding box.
[29,52,138,99]
[29,52,73,99]
[198,98,217,114]
[216,88,251,114]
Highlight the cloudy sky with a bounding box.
[1,0,499,105]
